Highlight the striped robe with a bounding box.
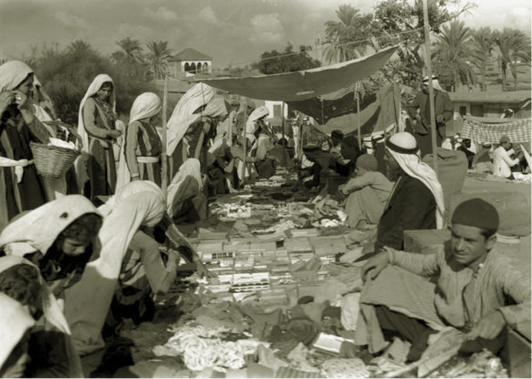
[124,120,162,186]
[0,110,48,230]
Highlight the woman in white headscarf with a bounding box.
[167,83,214,176]
[0,60,50,231]
[0,195,103,300]
[64,181,165,357]
[116,92,162,191]
[0,255,84,377]
[76,74,122,200]
[0,292,35,378]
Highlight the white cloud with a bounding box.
[199,6,217,23]
[54,11,91,30]
[250,13,285,43]
[144,6,178,22]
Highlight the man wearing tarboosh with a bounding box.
[357,199,531,362]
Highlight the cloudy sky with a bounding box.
[0,0,530,68]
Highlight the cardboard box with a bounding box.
[404,229,449,255]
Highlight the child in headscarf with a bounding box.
[0,195,103,299]
[340,154,393,229]
[0,255,84,377]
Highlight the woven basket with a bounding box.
[30,142,80,179]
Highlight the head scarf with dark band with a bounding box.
[386,132,445,228]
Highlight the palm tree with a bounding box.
[494,28,531,91]
[470,27,494,91]
[432,20,477,91]
[116,37,144,77]
[145,41,172,80]
[68,40,94,56]
[322,4,370,63]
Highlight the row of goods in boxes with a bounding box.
[191,236,348,301]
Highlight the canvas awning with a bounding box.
[195,46,397,102]
[461,116,531,144]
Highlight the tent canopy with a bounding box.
[195,46,397,102]
[461,116,531,144]
[313,83,402,138]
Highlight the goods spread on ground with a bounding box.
[111,174,512,379]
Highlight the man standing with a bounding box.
[406,75,453,157]
[356,198,531,362]
[492,134,521,179]
[374,132,444,253]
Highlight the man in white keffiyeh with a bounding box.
[372,132,444,253]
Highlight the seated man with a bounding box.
[335,135,363,177]
[374,132,444,253]
[301,143,335,192]
[492,134,522,179]
[339,154,393,229]
[356,198,531,362]
[329,130,345,164]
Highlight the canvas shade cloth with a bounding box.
[316,83,402,137]
[195,46,397,102]
[0,255,84,377]
[64,181,165,355]
[287,88,377,125]
[461,116,531,144]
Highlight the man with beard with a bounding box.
[371,132,444,254]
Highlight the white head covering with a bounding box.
[167,83,215,156]
[0,60,33,92]
[0,195,101,257]
[423,75,446,93]
[115,93,162,191]
[167,158,203,217]
[245,106,269,144]
[0,255,84,377]
[0,292,34,373]
[386,132,445,228]
[64,181,165,356]
[77,74,116,154]
[74,74,116,193]
[129,92,162,124]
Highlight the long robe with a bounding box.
[64,182,165,356]
[82,97,117,200]
[0,109,48,230]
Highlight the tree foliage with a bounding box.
[27,40,153,125]
[145,41,173,80]
[432,20,477,91]
[253,44,321,75]
[493,28,531,91]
